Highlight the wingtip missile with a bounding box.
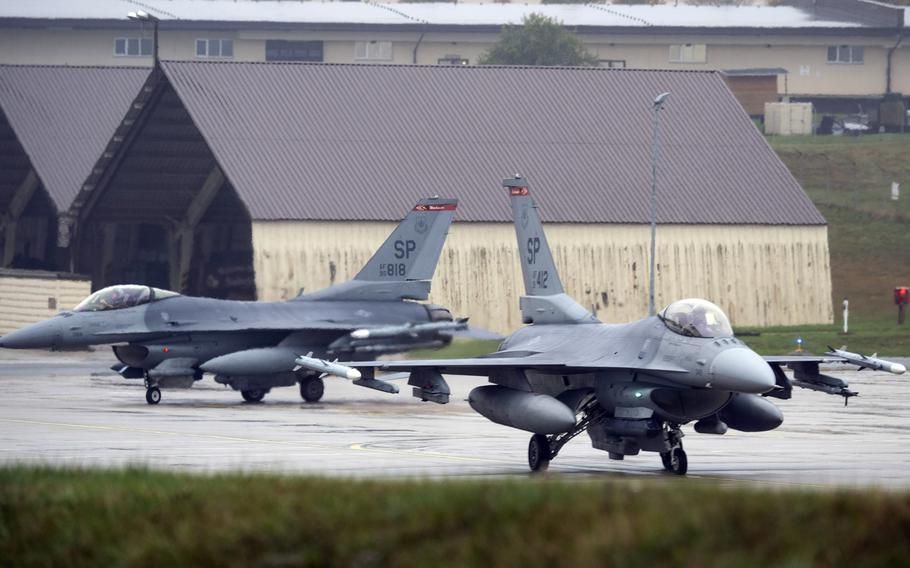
[826,346,906,375]
[294,354,361,380]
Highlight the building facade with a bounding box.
[0,0,907,107]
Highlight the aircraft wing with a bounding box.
[763,348,906,375]
[761,348,905,403]
[762,355,845,364]
[351,353,686,377]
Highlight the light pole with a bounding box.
[648,91,670,317]
[127,10,159,68]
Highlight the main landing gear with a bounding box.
[241,389,267,403]
[145,386,161,405]
[528,434,551,472]
[525,401,690,475]
[527,398,607,473]
[299,375,325,403]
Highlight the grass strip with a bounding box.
[2,466,909,567]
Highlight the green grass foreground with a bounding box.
[1,467,909,567]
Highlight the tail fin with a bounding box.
[303,197,457,302]
[354,197,457,283]
[505,176,597,325]
[506,176,565,296]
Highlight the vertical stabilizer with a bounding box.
[302,197,457,301]
[354,197,457,283]
[505,176,597,324]
[506,177,565,296]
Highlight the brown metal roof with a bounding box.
[159,61,823,225]
[0,65,149,212]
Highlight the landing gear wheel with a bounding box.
[661,446,688,475]
[241,389,266,403]
[300,376,325,403]
[528,434,551,472]
[145,387,161,405]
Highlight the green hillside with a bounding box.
[769,134,910,320]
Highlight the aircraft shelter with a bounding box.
[0,62,833,333]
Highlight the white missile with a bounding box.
[293,354,361,380]
[827,347,907,375]
[350,319,468,340]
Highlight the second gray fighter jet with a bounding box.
[0,197,468,405]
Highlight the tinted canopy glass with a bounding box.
[659,299,733,338]
[73,285,179,312]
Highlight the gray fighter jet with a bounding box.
[349,178,906,474]
[0,197,467,405]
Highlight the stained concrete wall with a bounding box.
[252,221,833,335]
[0,270,91,335]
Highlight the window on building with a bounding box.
[599,59,626,69]
[114,37,153,57]
[668,44,707,63]
[196,39,234,59]
[827,45,864,64]
[437,56,469,66]
[355,41,393,61]
[265,40,323,62]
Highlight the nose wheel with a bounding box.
[145,387,161,405]
[660,445,688,475]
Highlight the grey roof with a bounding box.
[722,68,789,77]
[159,61,824,226]
[0,65,149,211]
[0,0,904,30]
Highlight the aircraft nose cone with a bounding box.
[0,319,61,349]
[710,347,775,394]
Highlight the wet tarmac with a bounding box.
[1,349,909,488]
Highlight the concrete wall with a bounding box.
[251,221,833,335]
[1,27,906,97]
[0,270,91,335]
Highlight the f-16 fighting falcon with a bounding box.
[348,177,906,474]
[0,197,467,405]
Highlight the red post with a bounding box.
[896,287,909,325]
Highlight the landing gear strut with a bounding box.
[300,375,325,402]
[145,386,161,405]
[526,396,607,473]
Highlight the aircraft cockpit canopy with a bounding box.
[73,285,180,312]
[659,299,733,339]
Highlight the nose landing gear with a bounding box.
[659,427,688,475]
[660,445,688,475]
